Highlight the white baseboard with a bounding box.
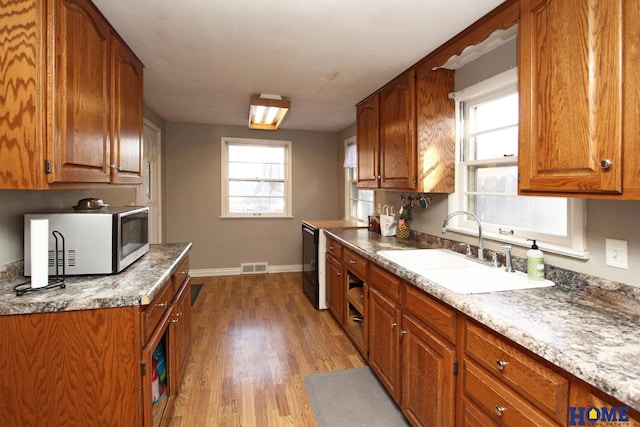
[190,264,302,278]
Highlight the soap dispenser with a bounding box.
[527,239,545,280]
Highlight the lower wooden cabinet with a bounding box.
[326,252,344,324]
[460,318,569,426]
[0,255,191,427]
[401,311,456,426]
[327,246,638,426]
[369,286,402,402]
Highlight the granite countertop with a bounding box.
[325,228,640,412]
[0,243,192,315]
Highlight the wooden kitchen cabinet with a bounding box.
[356,70,417,190]
[401,285,457,427]
[379,70,417,190]
[110,33,144,184]
[518,0,640,199]
[0,0,143,189]
[414,67,455,193]
[0,254,191,427]
[326,252,345,325]
[368,265,402,403]
[356,93,380,189]
[343,254,368,358]
[460,318,569,426]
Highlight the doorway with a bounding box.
[138,118,163,243]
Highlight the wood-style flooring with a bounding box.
[168,273,366,426]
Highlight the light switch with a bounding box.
[605,238,628,269]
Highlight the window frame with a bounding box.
[220,137,292,218]
[449,68,589,258]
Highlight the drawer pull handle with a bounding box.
[494,406,506,417]
[156,301,169,308]
[496,360,509,370]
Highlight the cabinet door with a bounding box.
[356,93,380,188]
[111,34,144,184]
[172,279,192,391]
[48,0,111,183]
[379,70,416,190]
[519,0,623,194]
[369,287,401,403]
[142,308,173,427]
[401,312,456,427]
[326,253,345,325]
[415,68,455,193]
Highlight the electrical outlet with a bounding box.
[605,238,628,269]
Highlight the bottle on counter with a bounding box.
[527,239,545,280]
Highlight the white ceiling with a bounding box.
[93,0,505,132]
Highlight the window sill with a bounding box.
[219,215,294,219]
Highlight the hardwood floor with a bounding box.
[168,273,366,426]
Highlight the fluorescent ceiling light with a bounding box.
[249,94,290,130]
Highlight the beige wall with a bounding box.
[164,122,340,271]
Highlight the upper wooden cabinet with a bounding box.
[356,93,380,189]
[111,34,144,184]
[356,70,417,191]
[379,70,417,190]
[519,0,640,199]
[0,0,143,189]
[415,67,455,193]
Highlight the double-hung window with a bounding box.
[450,68,587,257]
[221,137,292,218]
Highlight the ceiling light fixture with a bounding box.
[248,94,290,130]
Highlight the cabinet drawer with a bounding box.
[464,321,568,424]
[369,264,401,302]
[326,238,343,260]
[405,285,456,344]
[142,280,173,343]
[463,360,561,426]
[343,247,367,279]
[173,256,190,293]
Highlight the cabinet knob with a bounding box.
[156,301,169,308]
[349,259,356,264]
[496,360,509,370]
[336,271,342,276]
[494,406,507,417]
[391,322,397,328]
[600,159,612,169]
[399,329,407,336]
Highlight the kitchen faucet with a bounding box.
[441,211,485,262]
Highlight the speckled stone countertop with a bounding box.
[326,228,640,412]
[0,243,191,315]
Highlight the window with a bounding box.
[344,137,374,222]
[221,137,292,218]
[450,69,587,257]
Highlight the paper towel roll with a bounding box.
[30,219,49,288]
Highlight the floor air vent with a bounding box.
[240,262,268,274]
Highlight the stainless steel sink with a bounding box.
[377,249,554,294]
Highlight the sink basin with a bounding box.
[377,249,554,294]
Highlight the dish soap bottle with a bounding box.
[527,239,545,280]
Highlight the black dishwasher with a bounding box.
[302,222,319,308]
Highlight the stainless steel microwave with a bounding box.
[24,206,149,276]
